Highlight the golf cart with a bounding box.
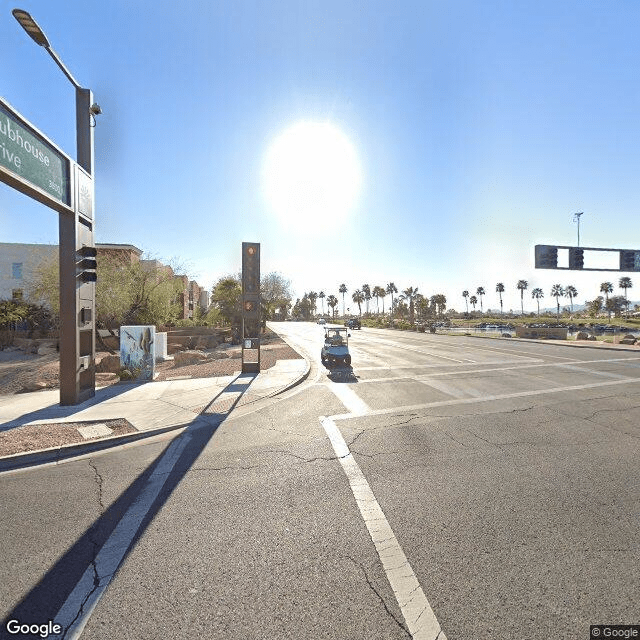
[321,326,352,368]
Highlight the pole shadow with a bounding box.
[0,381,154,432]
[1,373,257,638]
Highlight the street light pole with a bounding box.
[573,211,584,248]
[13,8,100,404]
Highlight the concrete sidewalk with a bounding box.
[0,358,309,471]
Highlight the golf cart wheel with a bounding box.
[344,355,351,366]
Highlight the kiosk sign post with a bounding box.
[241,242,261,374]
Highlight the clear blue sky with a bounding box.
[2,0,639,314]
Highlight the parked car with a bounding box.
[317,318,326,325]
[345,318,361,329]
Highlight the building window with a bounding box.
[12,263,23,279]
[12,289,23,301]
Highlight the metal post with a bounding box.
[59,88,96,405]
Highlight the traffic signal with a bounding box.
[535,245,558,269]
[77,245,97,282]
[568,248,584,270]
[620,250,639,271]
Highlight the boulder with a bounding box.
[196,336,219,350]
[96,354,121,373]
[501,332,512,338]
[620,335,637,345]
[20,380,49,392]
[208,351,230,359]
[173,350,209,366]
[95,372,118,384]
[576,331,590,340]
[587,335,597,341]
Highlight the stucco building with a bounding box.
[0,242,209,320]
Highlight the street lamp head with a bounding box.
[12,9,50,48]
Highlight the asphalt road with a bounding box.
[1,322,639,640]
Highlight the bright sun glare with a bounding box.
[263,121,362,231]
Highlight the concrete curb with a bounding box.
[0,422,188,473]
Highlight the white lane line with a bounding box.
[330,375,640,421]
[327,381,372,416]
[51,428,195,640]
[321,416,446,640]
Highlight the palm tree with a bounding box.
[403,286,419,324]
[600,282,613,320]
[318,291,325,316]
[551,284,564,320]
[531,288,544,316]
[496,283,505,315]
[462,290,469,313]
[339,284,347,316]
[469,295,478,311]
[372,285,385,314]
[362,284,371,314]
[564,285,578,312]
[432,293,447,317]
[516,280,528,315]
[326,294,338,318]
[386,282,397,317]
[619,277,633,318]
[351,289,364,316]
[308,291,318,317]
[476,287,485,313]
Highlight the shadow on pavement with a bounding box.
[1,373,256,637]
[326,366,359,383]
[0,381,147,432]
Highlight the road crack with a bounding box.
[264,449,349,463]
[344,556,411,638]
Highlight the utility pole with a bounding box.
[573,211,584,247]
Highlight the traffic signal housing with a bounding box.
[620,250,639,271]
[77,245,97,283]
[568,248,584,270]
[535,245,558,269]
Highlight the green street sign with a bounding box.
[0,97,71,210]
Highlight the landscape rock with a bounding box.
[173,350,209,366]
[576,331,590,340]
[501,332,512,338]
[20,380,48,392]
[208,351,230,359]
[196,336,219,350]
[620,335,637,345]
[95,372,118,383]
[96,354,121,373]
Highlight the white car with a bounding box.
[317,318,327,325]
